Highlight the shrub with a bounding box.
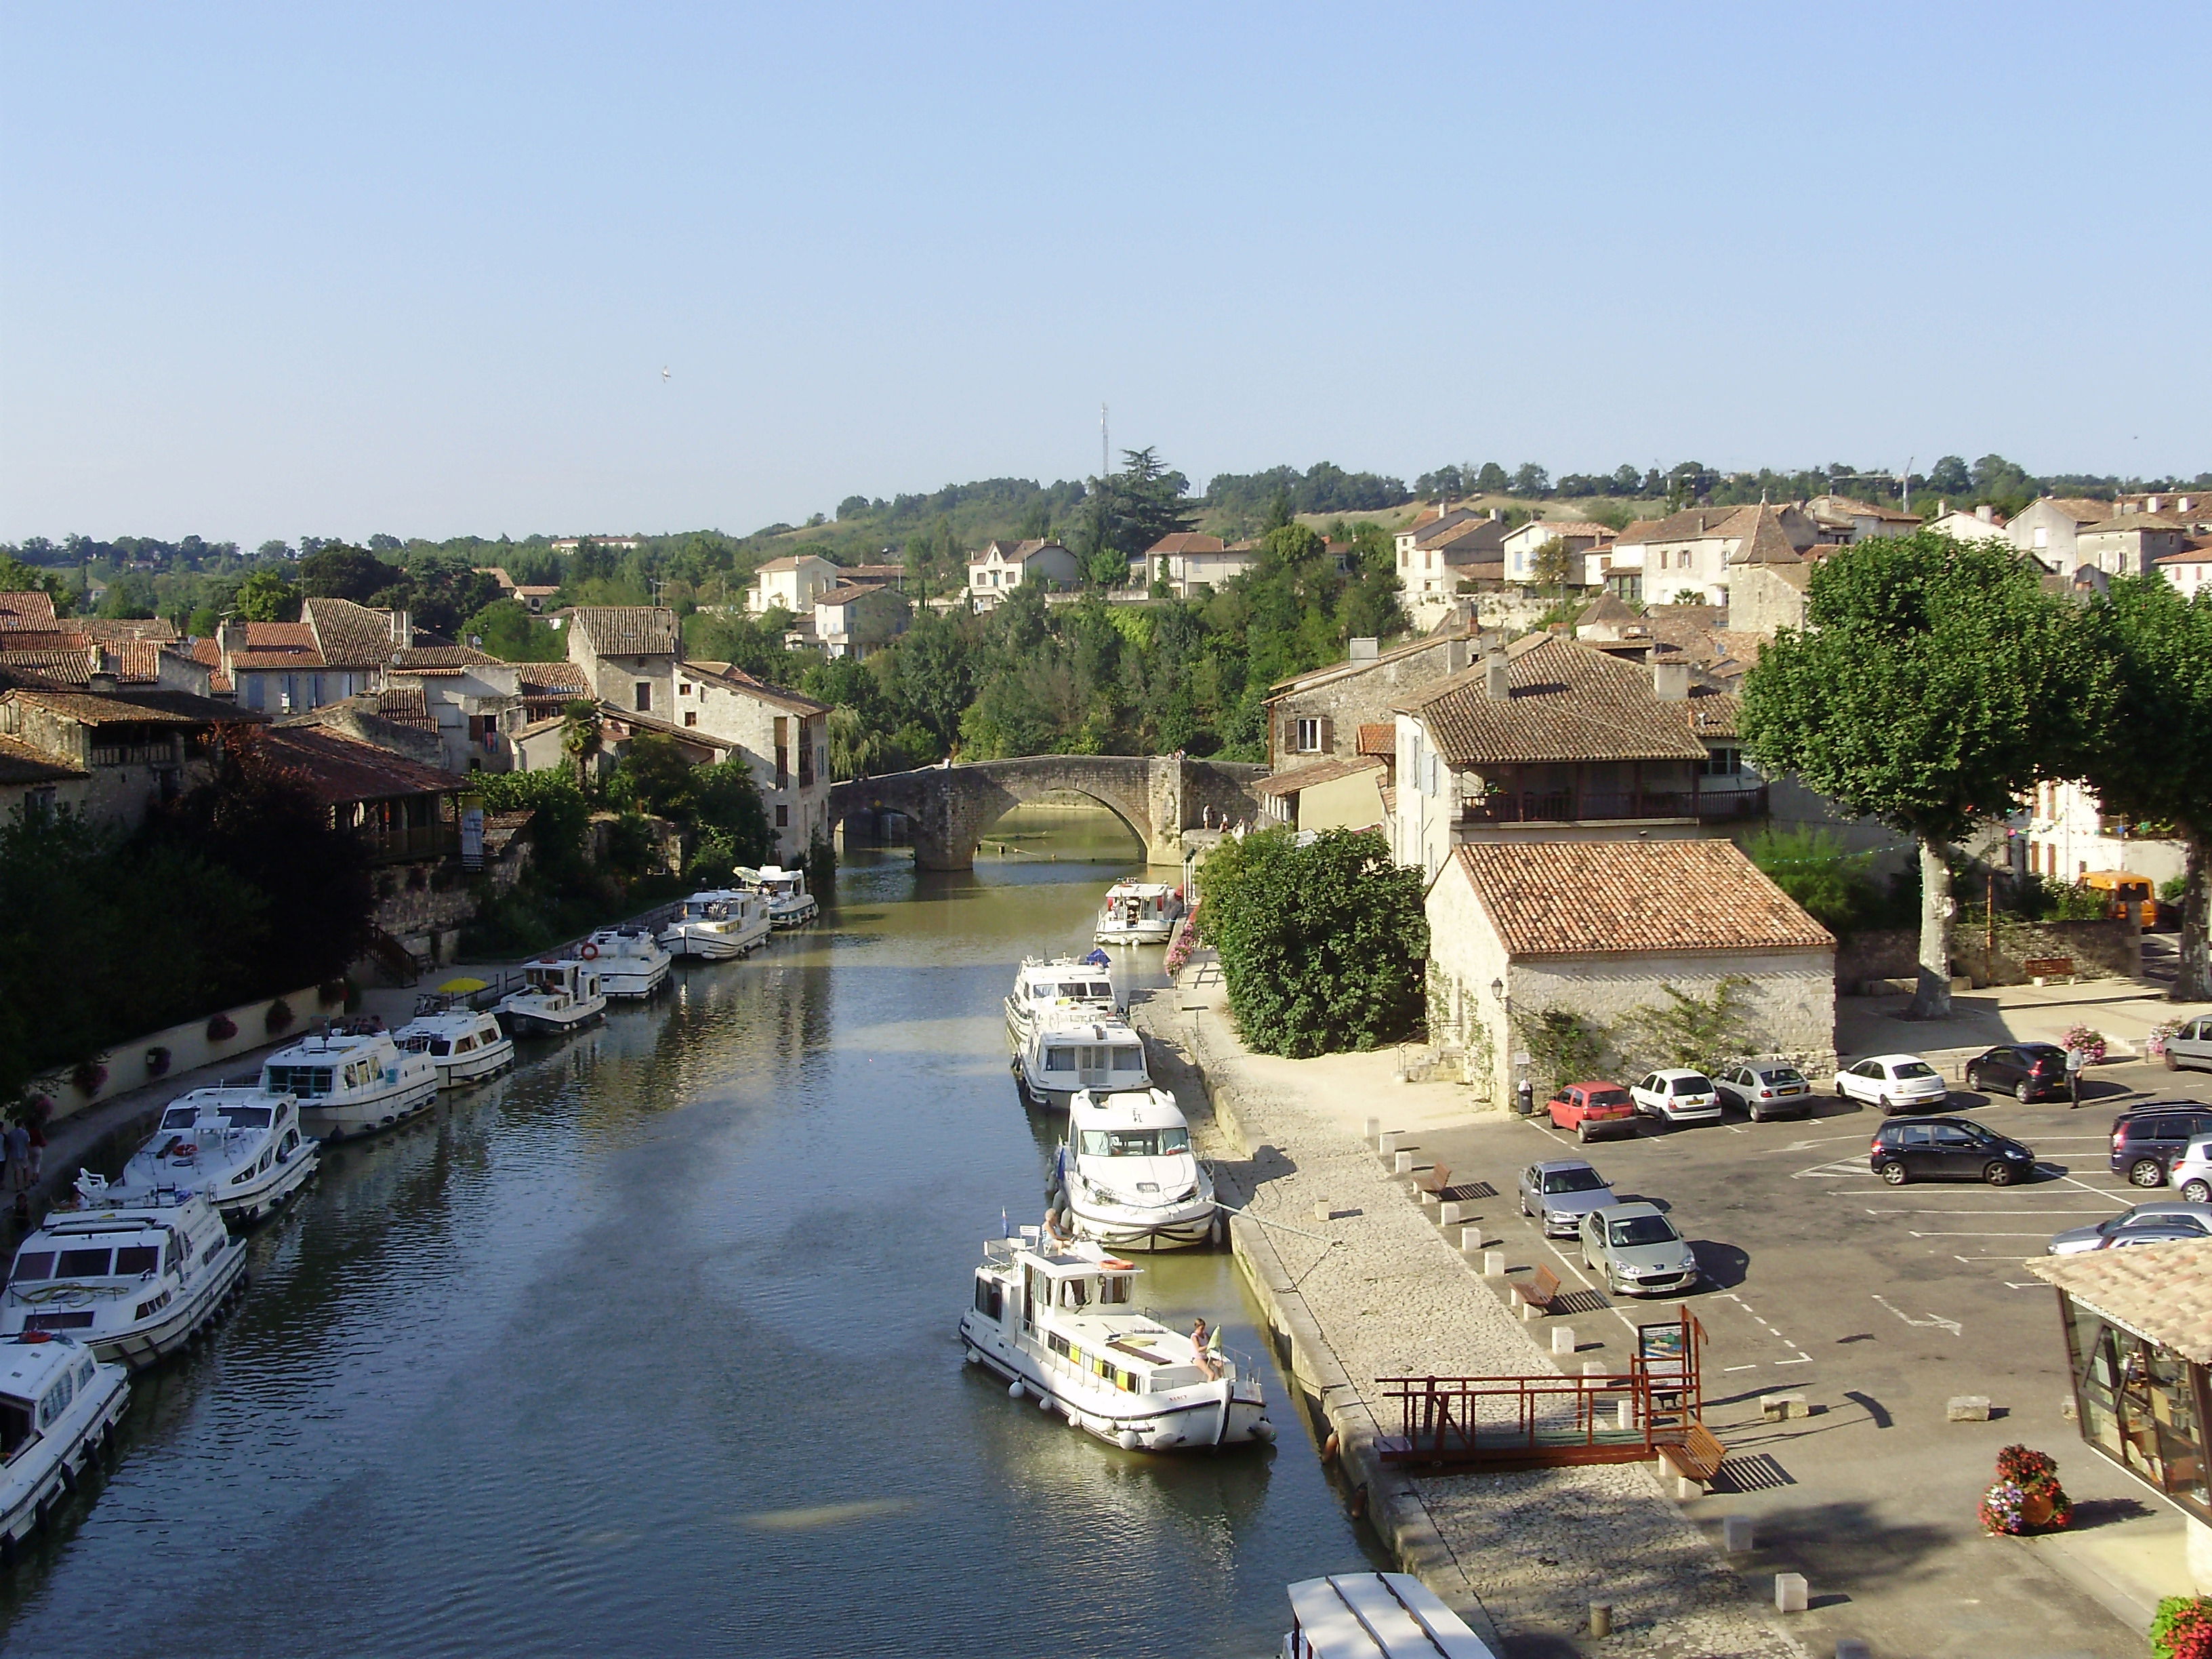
[2151,1595,2212,1659]
[266,998,295,1035]
[206,1012,237,1042]
[71,1059,108,1096]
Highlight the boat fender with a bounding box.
[1211,1213,1227,1248]
[1322,1430,1340,1463]
[1117,1429,1141,1450]
[1036,1392,1053,1412]
[1252,1419,1275,1442]
[1349,1482,1368,1519]
[1007,1380,1024,1401]
[579,942,599,960]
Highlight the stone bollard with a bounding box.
[1774,1573,1808,1615]
[1835,1641,1871,1659]
[1947,1395,1991,1422]
[1723,1515,1755,1554]
[1312,1200,1331,1223]
[1439,1199,1467,1226]
[1378,1130,1401,1159]
[1393,1151,1414,1177]
[1482,1249,1505,1277]
[1551,1324,1576,1355]
[1364,1115,1381,1147]
[1616,1399,1636,1432]
[1762,1393,1810,1422]
[1588,1603,1613,1639]
[1582,1360,1610,1378]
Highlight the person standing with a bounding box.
[24,1115,43,1183]
[3,1118,27,1193]
[2066,1042,2088,1107]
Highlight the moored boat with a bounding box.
[1004,953,1120,1050]
[1,1189,247,1369]
[580,928,672,998]
[261,1025,441,1141]
[959,1230,1271,1452]
[94,1087,319,1225]
[1281,1572,1499,1659]
[1012,1011,1151,1111]
[741,864,819,928]
[394,995,516,1087]
[1052,1088,1219,1251]
[1094,881,1184,946]
[0,1333,129,1565]
[658,888,771,960]
[494,958,607,1037]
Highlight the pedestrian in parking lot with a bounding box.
[2066,1042,2087,1107]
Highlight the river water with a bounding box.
[1,806,1378,1658]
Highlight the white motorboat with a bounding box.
[1093,880,1184,945]
[394,996,516,1087]
[1,1189,247,1369]
[1052,1089,1219,1251]
[260,1025,441,1141]
[0,1333,129,1565]
[495,958,607,1037]
[1004,954,1120,1049]
[1013,1012,1150,1111]
[742,864,819,928]
[960,1230,1272,1453]
[659,888,772,960]
[1282,1572,1498,1659]
[94,1087,319,1225]
[579,927,672,998]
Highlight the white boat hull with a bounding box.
[1065,1200,1221,1252]
[213,1142,320,1226]
[501,1000,607,1037]
[959,1317,1270,1452]
[302,1076,441,1141]
[594,962,670,999]
[663,923,769,960]
[1094,921,1174,945]
[0,1366,127,1554]
[432,1042,514,1088]
[769,899,817,929]
[93,1241,249,1371]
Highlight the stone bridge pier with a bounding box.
[829,754,1267,871]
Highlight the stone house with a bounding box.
[2006,497,2113,573]
[0,684,241,832]
[1391,634,1759,881]
[813,583,910,660]
[1924,504,2011,543]
[1500,519,1614,587]
[1395,510,1506,606]
[749,553,843,615]
[567,605,684,716]
[2078,512,2191,578]
[1252,754,1389,833]
[2158,541,2212,600]
[1130,533,1258,597]
[221,596,405,716]
[966,539,1081,610]
[1801,494,1922,544]
[673,661,832,860]
[1263,628,1481,766]
[1606,505,1820,609]
[2024,778,2187,888]
[1425,838,1836,1105]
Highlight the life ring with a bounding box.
[1100,1257,1136,1272]
[579,943,599,961]
[173,1143,199,1160]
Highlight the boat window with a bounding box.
[37,1372,73,1429]
[1080,1128,1189,1157]
[1044,1048,1076,1074]
[1099,1275,1132,1306]
[258,1149,274,1174]
[10,1252,54,1284]
[114,1246,158,1277]
[973,1275,1004,1322]
[201,1239,226,1267]
[55,1248,112,1278]
[1061,1278,1089,1309]
[161,1107,197,1130]
[281,1130,300,1155]
[77,1359,95,1389]
[1109,1046,1145,1073]
[218,1106,273,1130]
[264,1066,333,1097]
[0,1399,30,1459]
[428,1039,453,1055]
[453,1036,473,1053]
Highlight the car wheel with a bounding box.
[1984,1161,2016,1187]
[2167,1050,2180,1071]
[1520,1197,1532,1217]
[1966,1067,1982,1091]
[2015,1082,2033,1104]
[1879,1095,1893,1114]
[1577,1124,1592,1144]
[1877,1160,1908,1185]
[2131,1159,2167,1189]
[2183,1179,2211,1204]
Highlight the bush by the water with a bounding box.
[1197,827,1427,1058]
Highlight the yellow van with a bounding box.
[2080,869,2157,927]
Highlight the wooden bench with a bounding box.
[1509,1265,1562,1314]
[2022,956,2075,981]
[1412,1162,1453,1197]
[1658,1425,1727,1492]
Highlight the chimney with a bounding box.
[1483,651,1511,700]
[1652,660,1690,701]
[390,607,411,647]
[88,670,119,694]
[1348,636,1379,663]
[1445,636,1471,674]
[1976,504,1994,523]
[1487,508,1501,521]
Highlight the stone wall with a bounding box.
[1267,631,1475,766]
[1955,918,2139,985]
[373,861,480,962]
[1835,928,1918,989]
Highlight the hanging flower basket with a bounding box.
[319,978,348,1006]
[206,1012,238,1042]
[144,1046,172,1078]
[25,1094,53,1124]
[265,998,295,1036]
[71,1060,108,1097]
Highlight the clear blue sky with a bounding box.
[4,3,2207,547]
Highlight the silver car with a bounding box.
[2167,1016,2212,1073]
[1578,1202,1700,1296]
[1712,1061,1815,1122]
[2047,1202,2212,1255]
[1517,1160,1620,1237]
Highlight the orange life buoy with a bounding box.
[1100,1257,1135,1271]
[579,942,599,960]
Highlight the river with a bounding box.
[0,805,1380,1658]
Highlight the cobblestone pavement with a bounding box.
[1135,980,1806,1659]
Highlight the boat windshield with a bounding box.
[263,1065,334,1097]
[1079,1128,1190,1158]
[14,1244,159,1283]
[1052,983,1112,1001]
[0,1398,30,1460]
[159,1107,197,1130]
[218,1105,274,1129]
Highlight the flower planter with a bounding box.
[206,1012,238,1042]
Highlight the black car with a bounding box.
[1966,1043,2070,1103]
[1870,1117,2038,1186]
[2108,1103,2212,1189]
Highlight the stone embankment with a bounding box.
[1132,975,1805,1659]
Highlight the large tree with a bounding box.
[298,544,401,603]
[2074,577,2212,1000]
[1740,532,2091,1019]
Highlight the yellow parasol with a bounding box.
[437,976,491,994]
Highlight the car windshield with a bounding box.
[1893,1062,1938,1080]
[1542,1168,1607,1195]
[1586,1089,1631,1109]
[1760,1068,1805,1086]
[1610,1216,1679,1248]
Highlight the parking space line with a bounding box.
[1906,1229,2054,1237]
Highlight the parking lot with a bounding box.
[1408,1054,2212,1659]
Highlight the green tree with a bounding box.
[297,544,398,603]
[1741,533,2093,1018]
[1926,455,1971,495]
[1511,463,1551,497]
[560,699,605,790]
[1528,537,1574,594]
[234,566,302,622]
[2073,578,2212,999]
[607,732,697,815]
[465,598,566,661]
[1475,462,1509,494]
[1197,827,1427,1056]
[1742,825,1879,935]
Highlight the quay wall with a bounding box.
[31,981,337,1122]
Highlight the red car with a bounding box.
[1547,1081,1639,1143]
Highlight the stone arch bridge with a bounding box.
[829,755,1268,870]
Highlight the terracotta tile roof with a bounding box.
[598,708,739,750]
[0,648,97,683]
[260,726,468,803]
[1398,635,1725,765]
[1574,593,1641,628]
[187,638,232,693]
[678,660,832,716]
[243,621,316,650]
[570,606,678,657]
[2082,511,2186,535]
[756,553,839,573]
[2041,497,2114,525]
[1357,722,1395,756]
[303,596,400,668]
[392,643,500,670]
[1616,519,1662,544]
[1727,506,1807,567]
[1254,755,1385,797]
[0,592,60,629]
[968,539,1066,567]
[1147,533,1226,555]
[846,564,905,582]
[814,583,891,607]
[1450,839,1834,959]
[1511,520,1616,541]
[516,662,591,697]
[2028,1237,2212,1365]
[1405,509,1488,549]
[373,687,435,729]
[1267,626,1479,695]
[80,617,178,644]
[0,630,87,653]
[2,687,234,727]
[0,731,86,783]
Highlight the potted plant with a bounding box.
[71,1059,108,1097]
[2150,1019,2185,1061]
[2062,1025,2108,1065]
[1983,1445,2072,1534]
[206,1012,238,1042]
[2151,1595,2212,1659]
[144,1045,171,1078]
[266,998,295,1036]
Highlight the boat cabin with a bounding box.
[263,1043,396,1099]
[523,960,597,1000]
[10,1216,184,1335]
[973,1237,1214,1394]
[1016,962,1117,1009]
[0,1336,102,1462]
[1034,1023,1149,1092]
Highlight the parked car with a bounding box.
[1630,1069,1723,1128]
[1545,1082,1638,1143]
[2048,1202,2212,1255]
[2165,1016,2212,1073]
[1577,1202,1700,1296]
[1869,1117,2037,1186]
[1517,1160,1620,1237]
[1965,1043,2070,1103]
[1711,1061,1815,1121]
[2169,1136,2212,1203]
[1835,1054,1950,1113]
[2109,1104,2212,1189]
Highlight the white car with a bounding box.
[1630,1069,1723,1127]
[1835,1053,1950,1114]
[2171,1135,2212,1203]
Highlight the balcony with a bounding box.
[1462,783,1767,827]
[356,823,461,865]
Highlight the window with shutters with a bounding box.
[1295,718,1322,752]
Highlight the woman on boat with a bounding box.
[1190,1319,1224,1381]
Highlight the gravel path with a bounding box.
[1136,975,1805,1658]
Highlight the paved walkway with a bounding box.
[1837,974,2209,1070]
